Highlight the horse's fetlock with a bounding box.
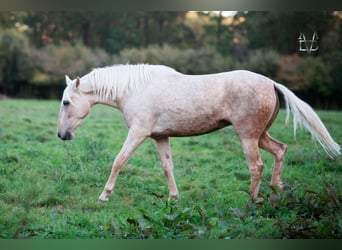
[169,192,179,199]
[105,188,113,194]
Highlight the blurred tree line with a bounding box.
[0,11,341,108]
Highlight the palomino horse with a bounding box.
[57,64,340,202]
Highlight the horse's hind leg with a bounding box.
[259,132,287,190]
[239,137,264,199]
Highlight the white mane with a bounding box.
[88,64,174,101]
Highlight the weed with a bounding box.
[242,182,342,238]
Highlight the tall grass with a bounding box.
[0,100,341,238]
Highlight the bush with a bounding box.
[296,56,332,96]
[277,55,332,95]
[252,182,342,238]
[237,49,280,78]
[29,43,111,85]
[277,54,303,89]
[112,44,234,74]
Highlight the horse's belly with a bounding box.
[150,113,231,138]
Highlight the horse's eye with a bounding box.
[63,100,70,106]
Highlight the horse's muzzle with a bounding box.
[57,131,73,141]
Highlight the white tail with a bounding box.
[274,82,340,158]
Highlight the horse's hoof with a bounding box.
[98,195,109,202]
[253,197,264,204]
[168,194,179,200]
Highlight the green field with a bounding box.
[0,100,341,238]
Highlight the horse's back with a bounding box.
[123,68,278,138]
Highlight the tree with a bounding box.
[0,29,32,96]
[243,11,336,55]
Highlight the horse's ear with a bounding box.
[75,77,80,89]
[65,75,72,86]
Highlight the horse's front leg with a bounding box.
[98,128,146,202]
[154,137,179,199]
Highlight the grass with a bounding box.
[0,99,341,238]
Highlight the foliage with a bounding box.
[0,29,33,94]
[29,43,110,84]
[323,50,342,91]
[0,11,341,107]
[113,44,235,74]
[0,12,193,53]
[296,56,332,95]
[87,183,342,239]
[0,100,341,238]
[245,182,342,238]
[237,49,280,78]
[244,12,337,54]
[277,54,304,88]
[277,54,331,91]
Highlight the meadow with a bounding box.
[0,100,341,239]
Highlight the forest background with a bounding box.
[0,11,341,109]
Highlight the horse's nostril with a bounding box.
[64,131,72,140]
[57,131,72,141]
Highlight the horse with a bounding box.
[57,64,340,202]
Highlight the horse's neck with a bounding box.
[78,75,118,109]
[88,91,123,110]
[88,86,126,111]
[86,64,166,110]
[92,97,118,108]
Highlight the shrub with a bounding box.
[277,54,304,89]
[296,56,332,96]
[29,43,111,85]
[112,44,234,74]
[277,54,332,95]
[237,49,280,78]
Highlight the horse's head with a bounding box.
[57,76,91,140]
